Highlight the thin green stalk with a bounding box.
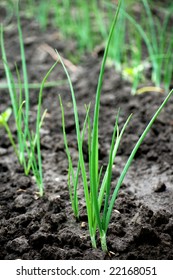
[59,94,79,217]
[56,50,96,247]
[90,0,122,237]
[0,81,66,90]
[98,114,132,210]
[26,61,58,195]
[59,95,91,219]
[101,115,119,229]
[105,88,173,232]
[17,1,30,148]
[15,62,26,164]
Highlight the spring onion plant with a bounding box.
[0,3,57,196]
[58,0,173,251]
[117,0,173,94]
[21,0,172,93]
[21,0,128,56]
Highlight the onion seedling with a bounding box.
[0,2,57,196]
[58,0,173,252]
[21,1,172,93]
[120,0,173,93]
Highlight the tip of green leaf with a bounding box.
[0,107,12,125]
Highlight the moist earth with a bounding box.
[0,14,173,260]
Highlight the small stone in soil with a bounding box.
[153,182,166,193]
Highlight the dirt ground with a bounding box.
[0,12,173,260]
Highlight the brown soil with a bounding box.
[0,13,173,260]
